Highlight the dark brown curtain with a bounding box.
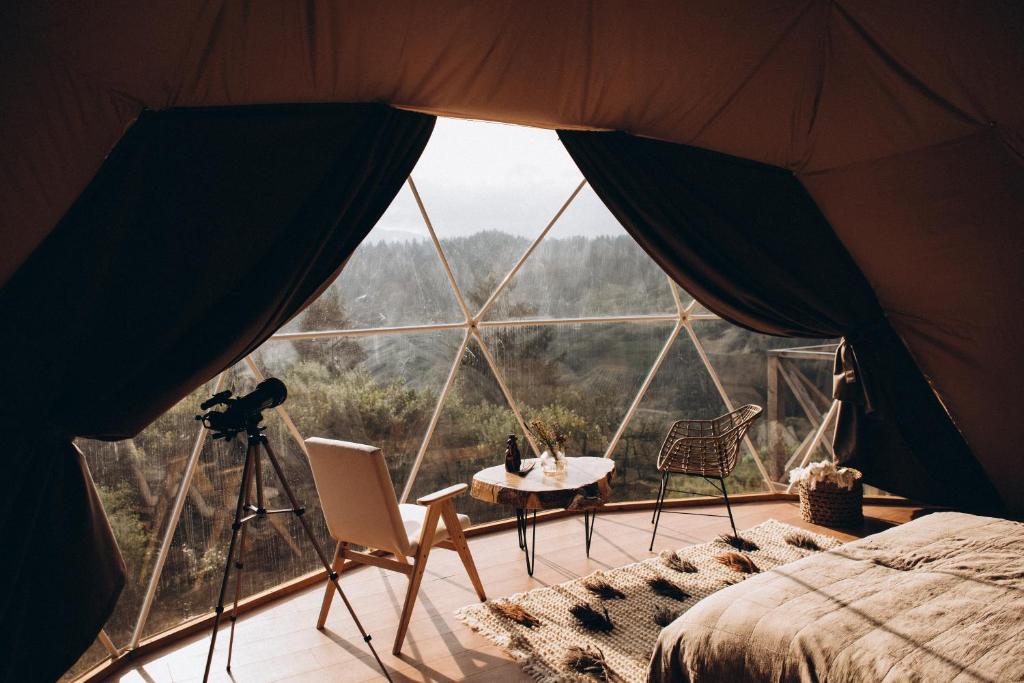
[559,130,1001,514]
[0,103,434,682]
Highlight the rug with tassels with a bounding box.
[455,519,840,682]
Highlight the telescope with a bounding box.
[195,377,288,439]
[193,375,390,681]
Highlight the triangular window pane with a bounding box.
[410,118,585,303]
[142,363,330,639]
[407,337,521,526]
[251,330,464,496]
[280,184,464,332]
[77,378,219,646]
[609,332,738,500]
[484,185,677,320]
[481,322,673,458]
[690,320,838,484]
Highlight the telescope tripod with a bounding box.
[202,421,391,682]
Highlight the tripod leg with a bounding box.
[225,523,249,672]
[203,441,256,683]
[254,441,266,512]
[258,437,393,683]
[226,456,257,672]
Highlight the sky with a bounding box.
[365,117,626,243]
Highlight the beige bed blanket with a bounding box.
[649,512,1024,682]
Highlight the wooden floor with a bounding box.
[102,500,924,683]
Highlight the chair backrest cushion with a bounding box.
[304,437,411,556]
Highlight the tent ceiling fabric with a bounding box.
[3,1,1022,509]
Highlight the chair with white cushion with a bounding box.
[304,437,486,654]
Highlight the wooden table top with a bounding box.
[470,456,615,510]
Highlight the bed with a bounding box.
[649,512,1024,682]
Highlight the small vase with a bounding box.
[540,448,567,475]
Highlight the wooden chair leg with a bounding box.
[316,541,344,629]
[440,500,486,601]
[393,506,441,655]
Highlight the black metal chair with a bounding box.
[649,404,763,550]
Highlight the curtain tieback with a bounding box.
[833,315,888,413]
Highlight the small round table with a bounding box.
[470,457,615,575]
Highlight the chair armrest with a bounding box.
[416,483,468,506]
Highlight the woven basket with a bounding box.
[798,471,863,527]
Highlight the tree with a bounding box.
[295,291,367,373]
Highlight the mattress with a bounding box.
[649,511,1024,682]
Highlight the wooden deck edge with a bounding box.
[461,491,794,536]
[75,492,911,682]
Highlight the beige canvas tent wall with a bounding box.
[4,0,1022,511]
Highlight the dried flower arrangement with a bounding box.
[526,419,567,453]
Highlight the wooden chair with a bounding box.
[304,437,486,654]
[649,404,763,550]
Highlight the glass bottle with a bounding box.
[504,434,521,473]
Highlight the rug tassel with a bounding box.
[714,551,760,574]
[654,606,681,627]
[563,645,623,682]
[583,577,626,600]
[570,603,615,632]
[488,600,542,628]
[717,534,759,551]
[647,577,691,602]
[660,551,697,573]
[784,532,821,551]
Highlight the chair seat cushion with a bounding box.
[398,503,471,555]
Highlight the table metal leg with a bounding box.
[515,508,537,576]
[583,510,597,556]
[515,508,597,574]
[515,508,525,550]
